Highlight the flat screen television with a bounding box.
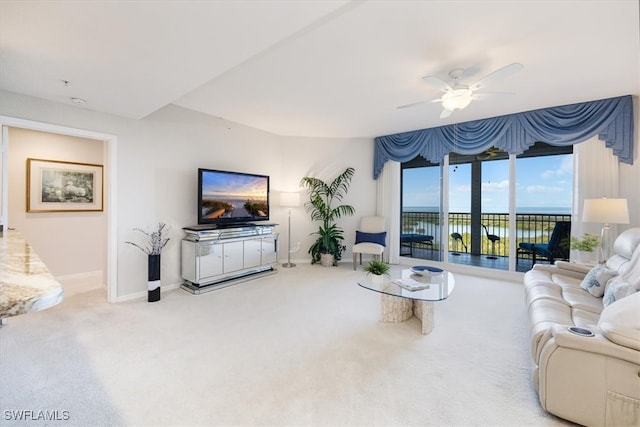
[197,168,270,226]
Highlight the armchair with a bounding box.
[352,216,386,270]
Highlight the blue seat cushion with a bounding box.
[355,231,386,247]
[519,242,535,251]
[533,243,551,257]
[401,233,433,243]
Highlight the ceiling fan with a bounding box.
[398,62,524,118]
[475,147,503,160]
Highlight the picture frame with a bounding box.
[26,158,104,212]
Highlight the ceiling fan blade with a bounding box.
[472,92,515,100]
[422,76,453,92]
[469,62,523,91]
[397,100,429,109]
[440,109,452,119]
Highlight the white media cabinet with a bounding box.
[180,223,278,294]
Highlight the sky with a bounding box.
[402,154,573,213]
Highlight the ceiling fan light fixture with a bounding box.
[441,88,473,111]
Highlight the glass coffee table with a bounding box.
[357,267,455,335]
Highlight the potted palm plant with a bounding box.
[300,167,355,266]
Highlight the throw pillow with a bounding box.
[580,265,618,298]
[602,275,637,307]
[355,231,387,247]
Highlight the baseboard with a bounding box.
[57,270,104,296]
[115,282,182,303]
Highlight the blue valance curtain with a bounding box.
[373,95,634,179]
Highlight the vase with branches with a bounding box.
[300,167,355,266]
[126,222,170,302]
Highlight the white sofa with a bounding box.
[523,227,640,426]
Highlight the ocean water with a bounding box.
[404,206,572,214]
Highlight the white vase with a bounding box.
[577,250,595,264]
[371,274,384,284]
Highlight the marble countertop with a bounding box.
[0,229,64,318]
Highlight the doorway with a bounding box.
[0,116,118,302]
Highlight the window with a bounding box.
[401,158,441,261]
[400,142,572,272]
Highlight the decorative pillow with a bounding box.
[580,265,618,298]
[355,231,386,247]
[603,276,637,307]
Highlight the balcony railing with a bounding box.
[401,211,572,259]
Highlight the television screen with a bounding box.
[198,168,269,226]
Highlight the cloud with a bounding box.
[527,185,564,193]
[540,154,573,180]
[482,180,509,192]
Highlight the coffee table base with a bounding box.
[380,294,434,335]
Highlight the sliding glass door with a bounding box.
[400,142,573,272]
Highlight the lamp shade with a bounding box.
[582,198,630,224]
[280,192,300,207]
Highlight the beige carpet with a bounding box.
[0,264,572,426]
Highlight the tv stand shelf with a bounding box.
[180,223,278,294]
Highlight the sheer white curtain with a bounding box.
[572,136,620,260]
[376,161,401,264]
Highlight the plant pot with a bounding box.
[148,254,161,302]
[320,253,334,267]
[577,250,595,264]
[371,274,384,284]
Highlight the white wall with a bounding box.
[7,127,106,278]
[0,90,379,300]
[1,89,638,300]
[279,135,376,264]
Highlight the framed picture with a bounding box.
[26,158,104,212]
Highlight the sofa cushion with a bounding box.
[598,292,640,351]
[571,308,601,327]
[603,276,637,307]
[580,265,618,297]
[605,254,631,273]
[612,228,640,260]
[551,273,582,290]
[526,284,565,308]
[603,243,640,306]
[562,287,604,314]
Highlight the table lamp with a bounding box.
[582,198,629,261]
[280,192,300,268]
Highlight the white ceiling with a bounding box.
[1,1,639,138]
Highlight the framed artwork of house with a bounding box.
[26,158,104,212]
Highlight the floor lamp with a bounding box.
[582,198,629,262]
[280,192,300,268]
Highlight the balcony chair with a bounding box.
[482,224,500,259]
[400,233,434,257]
[450,232,467,256]
[517,220,571,266]
[352,216,386,270]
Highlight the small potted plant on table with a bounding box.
[570,233,599,264]
[364,259,390,283]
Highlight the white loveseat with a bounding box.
[523,227,640,426]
